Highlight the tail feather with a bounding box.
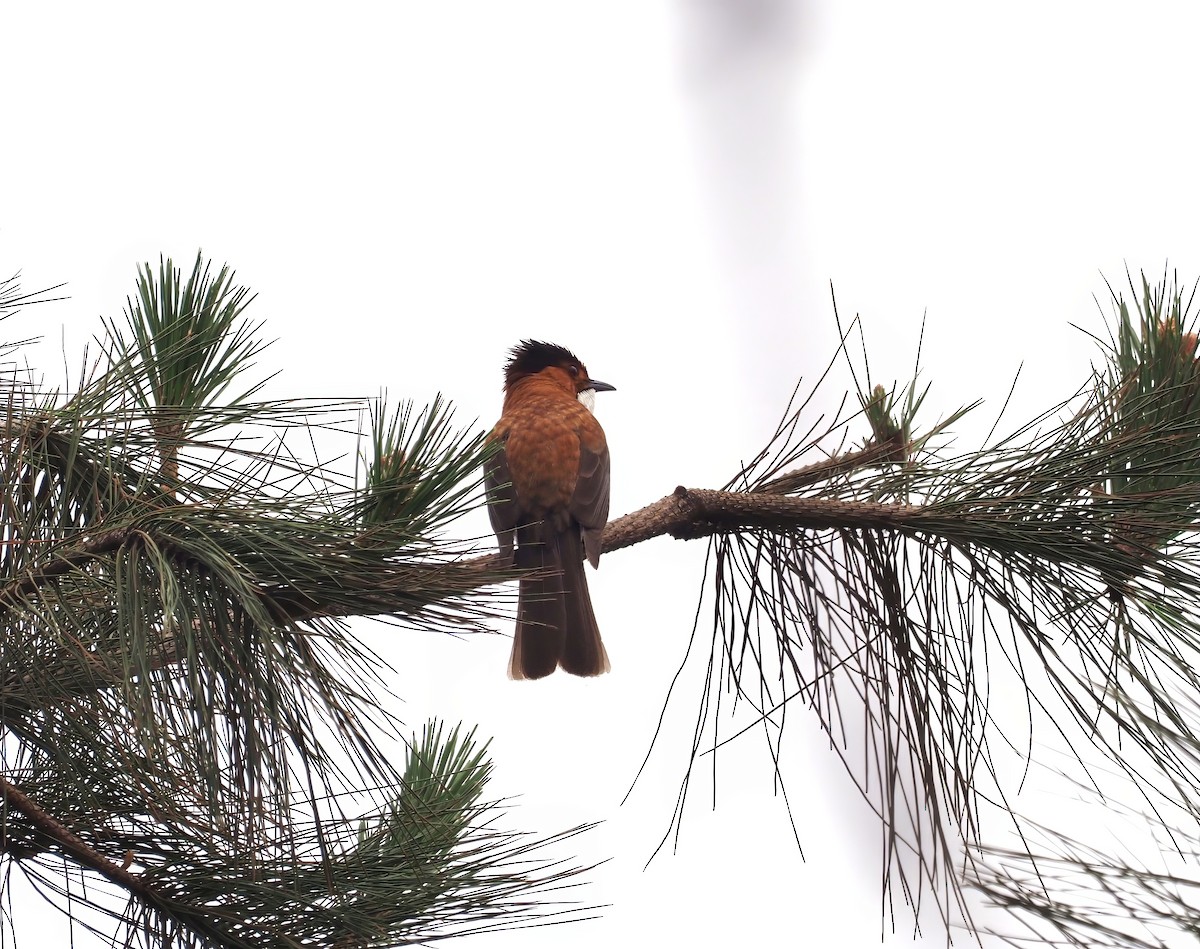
[559,528,610,677]
[509,523,609,679]
[510,525,565,679]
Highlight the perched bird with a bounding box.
[485,341,615,679]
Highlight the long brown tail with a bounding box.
[510,524,610,679]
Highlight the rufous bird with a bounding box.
[485,340,615,679]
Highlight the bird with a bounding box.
[485,340,615,679]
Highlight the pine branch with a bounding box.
[0,262,598,946]
[605,485,918,548]
[0,774,240,948]
[633,269,1200,944]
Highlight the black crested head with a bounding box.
[504,340,583,387]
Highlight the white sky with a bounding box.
[5,2,1200,946]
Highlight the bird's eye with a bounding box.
[568,365,580,377]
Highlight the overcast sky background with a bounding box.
[5,3,1200,946]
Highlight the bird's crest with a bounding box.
[504,340,583,387]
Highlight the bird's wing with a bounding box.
[484,436,519,560]
[572,440,610,567]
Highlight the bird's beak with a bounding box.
[587,380,616,393]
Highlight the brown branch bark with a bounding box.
[0,527,136,611]
[271,489,920,620]
[0,775,153,893]
[0,452,919,698]
[601,487,916,552]
[756,439,908,495]
[0,486,919,695]
[0,775,232,945]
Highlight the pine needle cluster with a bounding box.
[0,255,593,947]
[644,271,1200,943]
